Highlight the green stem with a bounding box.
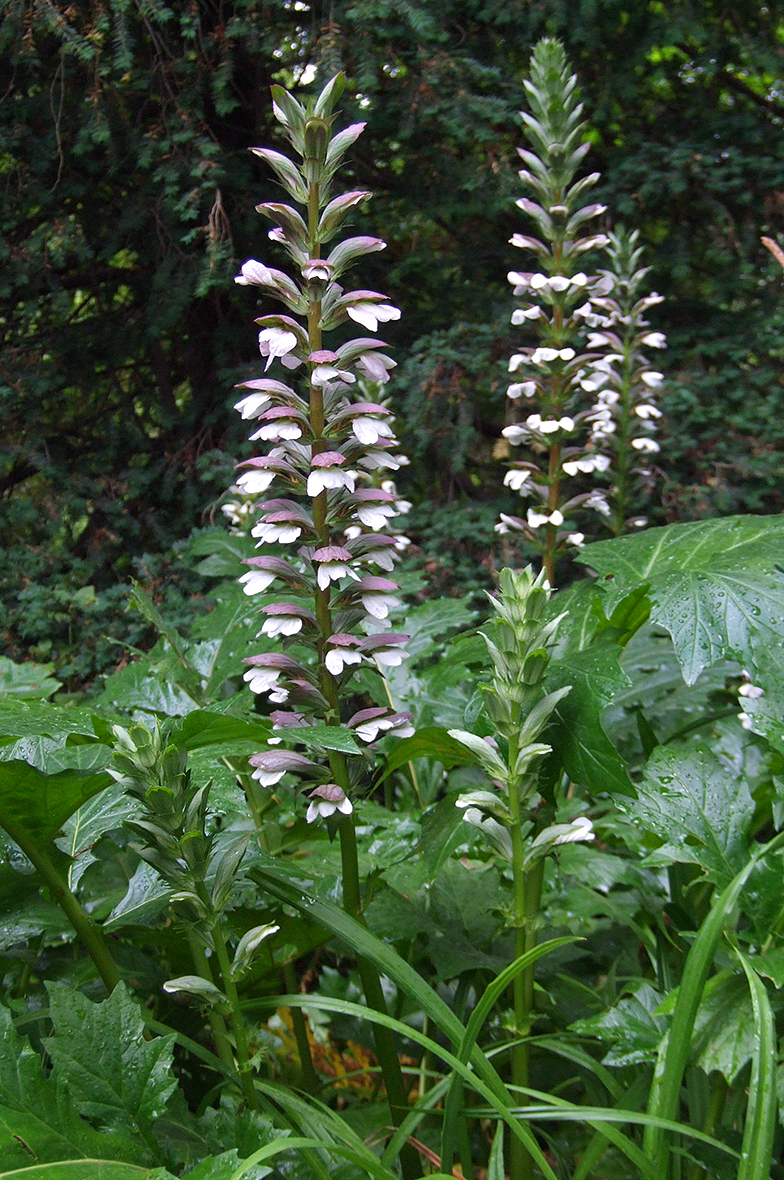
[187,931,237,1076]
[283,961,319,1093]
[211,919,261,1112]
[339,815,422,1180]
[506,757,532,1180]
[4,823,120,993]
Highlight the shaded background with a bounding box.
[2,0,784,682]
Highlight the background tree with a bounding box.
[2,0,784,677]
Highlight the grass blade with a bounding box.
[441,938,577,1170]
[253,863,560,1178]
[643,831,784,1176]
[487,1123,505,1180]
[736,952,776,1180]
[256,993,654,1180]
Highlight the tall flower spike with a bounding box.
[499,38,612,584]
[587,227,667,533]
[232,74,411,824]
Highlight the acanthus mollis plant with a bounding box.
[229,75,420,1172]
[447,567,588,1179]
[233,74,413,820]
[585,227,667,534]
[110,723,278,1113]
[497,37,614,584]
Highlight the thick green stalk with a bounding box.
[187,930,237,1076]
[283,961,319,1093]
[339,816,422,1180]
[506,753,533,1180]
[3,820,120,993]
[210,915,261,1112]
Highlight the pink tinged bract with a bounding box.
[306,784,353,823]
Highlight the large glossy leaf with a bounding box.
[380,727,473,781]
[730,643,784,770]
[0,701,106,745]
[692,971,756,1083]
[621,742,755,886]
[579,515,784,684]
[0,760,112,848]
[44,983,177,1153]
[382,600,480,731]
[571,984,667,1067]
[287,724,361,755]
[0,1008,142,1170]
[541,581,642,796]
[397,599,477,661]
[188,583,259,697]
[0,735,111,773]
[0,657,61,700]
[547,637,634,796]
[95,658,201,717]
[173,710,271,751]
[103,861,173,931]
[59,781,141,889]
[187,527,257,577]
[602,626,738,773]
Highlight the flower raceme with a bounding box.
[231,75,412,823]
[497,40,615,583]
[497,40,667,575]
[587,228,667,533]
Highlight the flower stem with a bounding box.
[506,753,534,1180]
[283,961,319,1093]
[210,915,262,1112]
[187,931,237,1076]
[339,814,422,1180]
[3,820,120,993]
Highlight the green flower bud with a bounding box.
[304,116,331,175]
